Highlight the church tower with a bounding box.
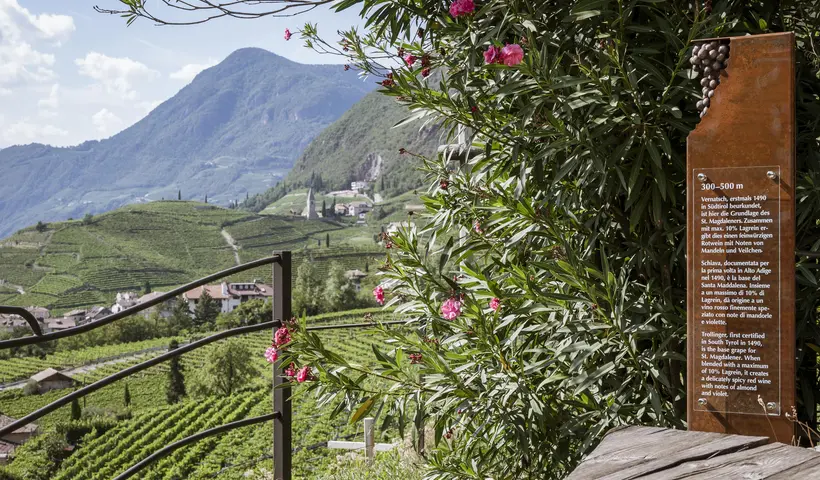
[303,188,319,219]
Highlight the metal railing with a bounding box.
[0,251,295,480]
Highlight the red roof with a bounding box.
[183,285,230,300]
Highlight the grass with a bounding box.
[0,202,388,314]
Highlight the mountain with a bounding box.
[243,90,440,211]
[0,48,374,238]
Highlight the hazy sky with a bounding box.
[0,0,364,148]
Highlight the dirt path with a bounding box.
[221,229,241,265]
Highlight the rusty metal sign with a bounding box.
[687,32,795,442]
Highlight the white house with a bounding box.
[351,181,369,192]
[349,201,372,216]
[183,282,273,313]
[112,291,139,313]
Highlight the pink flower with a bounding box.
[441,297,462,320]
[489,297,501,311]
[474,221,483,233]
[500,44,524,66]
[296,365,312,383]
[284,363,296,377]
[274,327,291,346]
[373,285,385,305]
[484,45,502,64]
[449,0,475,18]
[284,28,292,41]
[264,346,279,363]
[404,55,417,66]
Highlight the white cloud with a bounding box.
[91,108,124,136]
[2,119,68,145]
[76,52,159,100]
[3,1,75,42]
[38,83,59,110]
[0,1,72,87]
[0,87,10,96]
[169,60,217,82]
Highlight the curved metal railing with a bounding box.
[0,252,294,479]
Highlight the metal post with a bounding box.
[364,417,375,464]
[273,251,292,480]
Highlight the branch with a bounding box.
[94,0,340,26]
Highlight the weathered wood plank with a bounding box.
[767,456,820,478]
[569,426,820,480]
[567,426,767,480]
[642,442,819,479]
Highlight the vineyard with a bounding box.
[0,201,388,313]
[0,309,399,479]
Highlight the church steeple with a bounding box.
[303,188,318,219]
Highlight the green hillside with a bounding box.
[243,91,441,211]
[0,201,385,313]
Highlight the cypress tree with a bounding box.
[124,383,131,407]
[166,340,186,404]
[321,199,326,217]
[71,397,81,420]
[178,189,181,200]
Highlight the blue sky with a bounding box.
[0,0,364,148]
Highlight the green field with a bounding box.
[0,202,387,314]
[0,310,401,479]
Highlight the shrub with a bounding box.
[22,379,39,396]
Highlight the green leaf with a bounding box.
[351,396,377,423]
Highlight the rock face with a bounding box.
[0,48,374,237]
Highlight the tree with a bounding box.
[321,199,326,217]
[178,189,181,200]
[325,232,330,248]
[204,194,208,203]
[34,221,46,233]
[143,280,151,294]
[322,262,356,312]
[123,383,131,407]
[364,260,368,273]
[217,299,271,329]
[104,1,820,478]
[190,339,256,397]
[70,398,81,420]
[166,340,186,404]
[193,289,220,328]
[167,298,193,335]
[81,213,93,225]
[292,261,321,316]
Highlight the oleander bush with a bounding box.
[281,1,820,478]
[100,0,820,477]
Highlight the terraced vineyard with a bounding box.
[0,310,399,479]
[0,337,187,384]
[0,201,386,313]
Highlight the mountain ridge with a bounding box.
[0,48,374,237]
